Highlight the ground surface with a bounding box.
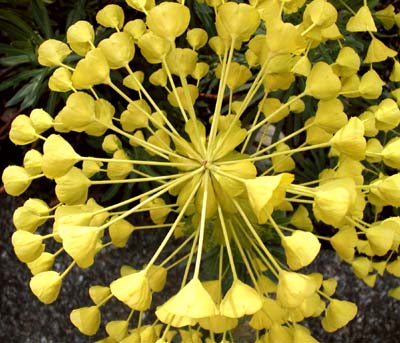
[1,193,399,343]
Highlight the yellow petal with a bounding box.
[305,62,341,100]
[29,271,62,304]
[321,299,357,332]
[70,306,101,336]
[346,5,377,32]
[364,37,397,64]
[96,4,124,29]
[37,39,71,67]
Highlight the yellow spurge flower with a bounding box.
[166,48,198,77]
[260,98,290,124]
[290,205,313,231]
[352,256,372,279]
[266,323,292,343]
[303,0,338,29]
[126,0,155,12]
[23,149,42,176]
[89,285,111,305]
[43,137,81,178]
[198,315,238,333]
[208,36,225,56]
[335,46,361,77]
[13,198,49,232]
[386,258,400,277]
[55,167,91,205]
[322,278,337,297]
[271,143,296,172]
[9,114,37,145]
[58,225,101,268]
[364,37,397,64]
[110,270,152,311]
[292,324,320,343]
[375,5,396,30]
[155,307,196,328]
[71,48,110,89]
[216,2,260,44]
[219,279,263,318]
[265,20,306,55]
[11,230,44,263]
[276,270,321,308]
[299,292,325,318]
[314,98,347,134]
[374,173,400,207]
[321,299,357,332]
[29,109,53,134]
[388,287,400,300]
[124,19,146,41]
[330,117,366,160]
[121,99,150,132]
[146,2,190,41]
[282,231,321,270]
[358,69,385,99]
[48,67,73,92]
[66,20,95,56]
[374,98,400,132]
[147,264,167,292]
[123,71,144,91]
[330,227,358,261]
[291,55,311,76]
[29,271,62,304]
[225,62,252,91]
[102,134,122,154]
[138,32,171,64]
[365,223,395,256]
[27,252,55,275]
[37,39,71,67]
[249,298,287,330]
[106,320,129,341]
[107,149,134,180]
[167,84,199,112]
[192,62,210,81]
[2,165,33,196]
[109,218,136,248]
[98,32,135,69]
[70,306,101,336]
[390,60,400,82]
[157,278,217,319]
[244,173,294,224]
[346,5,377,32]
[366,138,383,163]
[305,62,341,100]
[96,4,125,29]
[187,28,208,50]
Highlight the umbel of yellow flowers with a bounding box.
[2,0,400,342]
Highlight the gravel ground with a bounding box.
[1,193,399,343]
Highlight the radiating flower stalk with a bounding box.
[2,0,400,342]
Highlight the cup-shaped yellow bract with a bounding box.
[2,165,32,196]
[187,28,208,50]
[375,173,400,207]
[109,218,135,248]
[146,2,190,41]
[249,298,287,330]
[96,4,125,29]
[216,2,260,43]
[167,84,199,112]
[30,109,53,134]
[282,231,321,270]
[58,225,101,268]
[158,278,217,319]
[276,270,322,308]
[107,149,134,180]
[346,5,377,32]
[57,91,96,132]
[359,69,385,99]
[98,32,135,69]
[84,98,115,137]
[330,228,358,261]
[124,19,147,41]
[225,62,251,91]
[89,285,111,305]
[314,98,348,134]
[27,252,55,275]
[166,48,198,77]
[49,67,73,92]
[303,0,337,28]
[126,0,155,12]
[55,167,91,205]
[70,306,101,336]
[106,320,129,341]
[121,99,151,132]
[198,314,238,333]
[335,46,361,77]
[29,271,62,304]
[321,299,357,332]
[11,230,44,263]
[37,39,71,67]
[147,264,168,292]
[67,20,95,56]
[244,173,294,224]
[219,279,263,318]
[9,115,37,145]
[110,270,152,311]
[290,205,313,231]
[138,32,172,64]
[71,48,110,89]
[41,134,81,179]
[123,71,144,91]
[364,37,397,64]
[374,98,400,132]
[305,62,341,100]
[155,307,196,328]
[13,203,45,233]
[382,137,400,168]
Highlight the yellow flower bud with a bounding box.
[305,62,341,100]
[66,20,95,56]
[37,39,71,67]
[96,4,125,29]
[124,19,146,41]
[120,99,150,132]
[107,149,133,180]
[11,230,45,263]
[282,231,321,270]
[110,270,152,311]
[147,2,190,41]
[187,28,208,50]
[23,149,42,176]
[70,306,101,336]
[42,134,81,179]
[2,165,32,196]
[89,285,111,305]
[220,280,263,318]
[29,108,53,134]
[71,48,110,89]
[58,225,101,268]
[109,219,135,248]
[346,5,377,32]
[55,167,91,205]
[48,67,73,92]
[321,299,357,332]
[26,252,55,275]
[29,271,62,304]
[9,115,37,145]
[98,32,135,69]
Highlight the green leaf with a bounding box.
[32,0,53,39]
[0,55,33,66]
[0,69,44,92]
[0,9,40,43]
